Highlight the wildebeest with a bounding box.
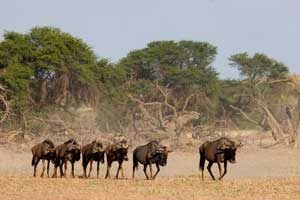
[52,139,81,178]
[82,140,105,178]
[31,139,55,177]
[199,137,242,180]
[105,139,129,179]
[132,141,172,180]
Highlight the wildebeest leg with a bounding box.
[71,162,75,178]
[152,163,160,180]
[40,160,45,177]
[217,161,222,178]
[52,166,57,178]
[88,160,93,178]
[59,161,64,178]
[46,160,50,177]
[149,163,153,179]
[207,162,215,180]
[143,164,149,180]
[132,154,138,179]
[83,161,88,178]
[132,165,135,179]
[219,160,227,180]
[96,161,100,178]
[121,166,125,179]
[33,158,40,177]
[116,160,123,179]
[52,160,59,178]
[64,160,68,177]
[105,162,111,179]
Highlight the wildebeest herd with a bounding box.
[31,137,242,180]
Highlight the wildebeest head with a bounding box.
[224,148,236,163]
[42,140,56,156]
[91,140,105,154]
[32,139,56,161]
[216,138,241,163]
[46,147,56,159]
[152,146,172,166]
[111,139,129,161]
[91,140,105,163]
[66,143,81,161]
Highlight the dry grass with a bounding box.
[1,146,300,199]
[1,176,300,200]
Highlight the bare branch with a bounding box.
[0,85,6,92]
[0,94,10,124]
[182,92,196,112]
[255,76,267,86]
[229,105,260,125]
[267,78,290,84]
[127,93,165,130]
[155,82,177,118]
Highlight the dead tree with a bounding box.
[0,84,10,124]
[127,83,200,137]
[230,75,300,147]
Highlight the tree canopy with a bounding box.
[119,40,217,80]
[229,53,289,81]
[0,27,99,108]
[0,26,296,141]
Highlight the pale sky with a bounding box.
[0,0,299,79]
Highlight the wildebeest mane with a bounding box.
[42,139,55,148]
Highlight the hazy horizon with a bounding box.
[1,0,299,79]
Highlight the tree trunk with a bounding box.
[262,105,287,143]
[293,111,300,148]
[40,80,48,104]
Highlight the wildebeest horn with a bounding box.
[68,144,81,151]
[46,147,55,154]
[157,146,172,153]
[167,149,173,153]
[235,141,243,148]
[122,143,129,149]
[157,146,165,151]
[218,142,232,150]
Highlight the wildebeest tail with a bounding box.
[31,155,35,166]
[199,144,205,170]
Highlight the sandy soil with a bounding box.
[1,146,300,199]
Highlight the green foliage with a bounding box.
[161,66,219,95]
[219,79,248,103]
[0,26,294,133]
[95,59,126,86]
[29,27,97,82]
[0,26,99,110]
[0,63,34,109]
[0,32,33,68]
[229,53,289,80]
[1,64,33,91]
[127,79,153,95]
[119,40,217,81]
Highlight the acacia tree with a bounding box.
[228,53,300,146]
[119,40,217,81]
[0,27,99,110]
[120,40,220,137]
[0,27,107,130]
[229,53,288,97]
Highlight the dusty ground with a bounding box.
[1,146,300,199]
